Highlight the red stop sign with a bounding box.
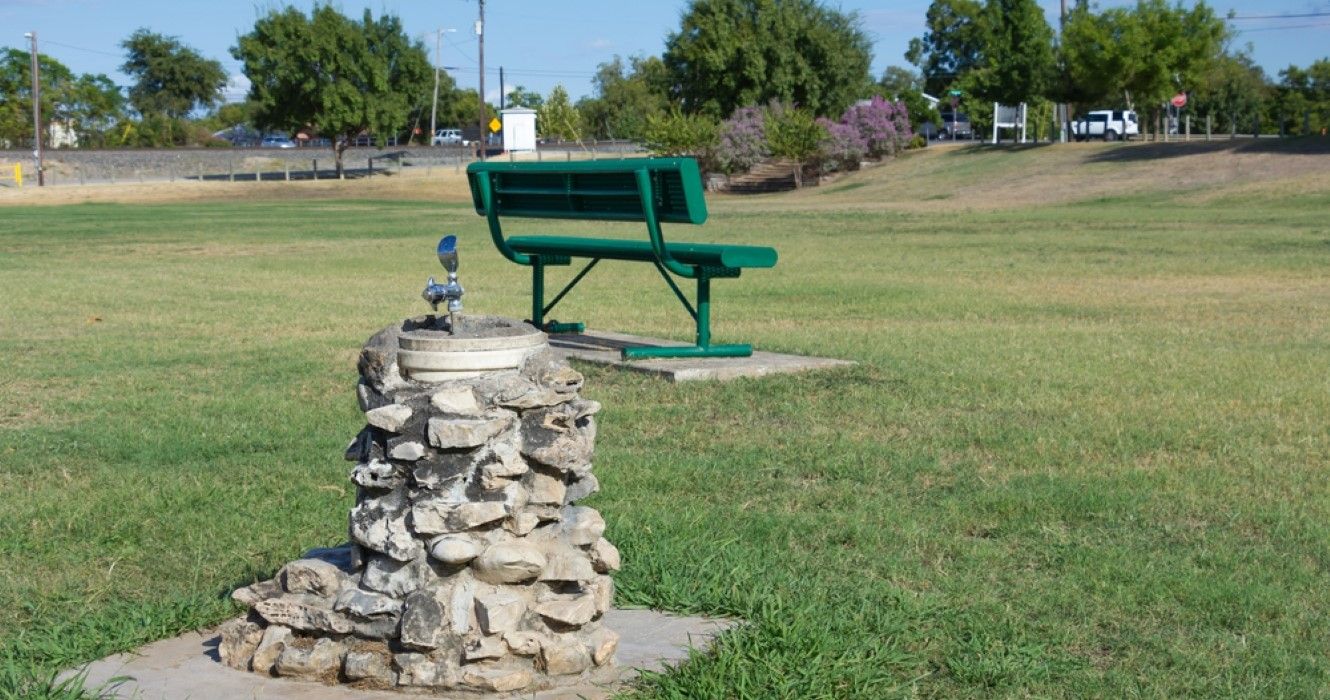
[1171,92,1187,108]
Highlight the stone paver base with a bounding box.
[548,330,854,382]
[67,609,734,699]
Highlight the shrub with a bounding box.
[765,101,825,163]
[840,96,913,158]
[643,109,719,167]
[816,118,867,171]
[715,106,769,174]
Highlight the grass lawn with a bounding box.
[2,143,1329,698]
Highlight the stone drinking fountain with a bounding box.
[218,236,620,693]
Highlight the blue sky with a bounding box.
[2,0,1328,105]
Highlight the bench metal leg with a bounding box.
[528,258,586,334]
[621,274,752,360]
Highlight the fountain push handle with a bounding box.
[422,235,464,331]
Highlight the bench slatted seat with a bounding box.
[466,157,778,359]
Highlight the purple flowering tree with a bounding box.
[839,96,913,158]
[816,118,867,172]
[715,106,770,174]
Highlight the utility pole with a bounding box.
[1058,0,1068,143]
[431,29,442,144]
[24,31,44,186]
[499,67,505,111]
[476,0,486,160]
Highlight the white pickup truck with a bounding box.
[1071,110,1139,141]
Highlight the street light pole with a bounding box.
[25,31,44,186]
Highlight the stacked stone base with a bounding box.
[219,321,620,693]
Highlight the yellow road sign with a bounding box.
[488,117,502,133]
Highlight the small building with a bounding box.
[501,108,537,152]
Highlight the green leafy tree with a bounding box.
[663,0,872,119]
[877,65,940,131]
[121,30,226,120]
[1192,51,1267,135]
[232,5,431,176]
[1270,59,1330,135]
[1061,0,1228,119]
[537,85,583,141]
[971,0,1055,105]
[0,48,123,148]
[906,0,986,96]
[765,101,825,165]
[578,55,672,140]
[505,85,544,110]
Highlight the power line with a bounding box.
[1234,21,1330,32]
[39,39,121,58]
[1226,11,1330,20]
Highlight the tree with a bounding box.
[537,85,582,141]
[877,65,940,132]
[906,0,986,96]
[1269,59,1330,135]
[971,0,1055,105]
[578,55,671,140]
[0,48,123,148]
[1192,51,1267,135]
[663,0,872,119]
[1061,0,1228,117]
[232,5,431,176]
[505,85,544,110]
[121,30,226,120]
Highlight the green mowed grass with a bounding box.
[1,165,1329,698]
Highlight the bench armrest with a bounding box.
[634,168,695,279]
[474,170,532,265]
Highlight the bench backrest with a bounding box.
[467,157,708,225]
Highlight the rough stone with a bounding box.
[365,404,413,433]
[349,487,421,561]
[540,547,597,583]
[561,506,607,546]
[280,559,346,598]
[460,665,534,692]
[520,401,599,472]
[342,649,395,685]
[589,537,621,573]
[528,470,567,505]
[565,472,600,504]
[430,385,482,415]
[399,588,447,650]
[427,534,483,564]
[587,627,620,666]
[350,459,404,491]
[447,574,476,635]
[217,617,263,671]
[388,441,427,461]
[394,652,456,688]
[504,512,540,536]
[474,589,526,634]
[538,635,591,675]
[536,595,597,627]
[592,575,615,615]
[231,578,282,607]
[360,554,435,598]
[357,378,392,413]
[274,637,344,680]
[254,597,353,635]
[344,427,383,463]
[478,440,528,481]
[358,325,404,394]
[333,587,402,618]
[427,412,513,449]
[250,625,293,675]
[413,499,508,534]
[411,450,475,491]
[463,635,507,662]
[503,631,543,656]
[472,542,547,584]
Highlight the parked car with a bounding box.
[1071,110,1139,141]
[432,128,468,146]
[260,135,296,149]
[935,111,973,140]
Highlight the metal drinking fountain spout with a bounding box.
[422,235,464,333]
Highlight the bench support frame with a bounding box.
[474,163,757,360]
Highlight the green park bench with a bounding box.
[466,157,778,360]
